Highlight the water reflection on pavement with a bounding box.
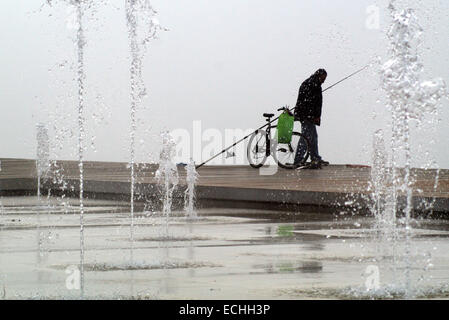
[1,196,449,299]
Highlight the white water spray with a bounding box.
[373,0,447,297]
[48,0,91,298]
[36,123,50,199]
[184,159,199,220]
[74,0,86,298]
[370,130,395,233]
[125,0,162,246]
[156,132,179,237]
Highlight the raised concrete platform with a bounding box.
[1,158,448,212]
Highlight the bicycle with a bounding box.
[246,107,310,169]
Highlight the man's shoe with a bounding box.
[308,161,322,170]
[296,162,308,169]
[319,160,329,166]
[286,161,306,168]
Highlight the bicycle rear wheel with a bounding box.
[273,132,310,169]
[247,130,268,168]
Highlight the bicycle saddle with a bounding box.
[263,113,275,118]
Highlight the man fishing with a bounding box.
[195,66,367,170]
[293,68,329,169]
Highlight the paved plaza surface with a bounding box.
[1,196,449,299]
[1,159,449,299]
[1,158,448,212]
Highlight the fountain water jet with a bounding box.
[156,131,179,237]
[125,0,162,254]
[370,130,388,224]
[74,0,87,299]
[46,0,92,298]
[184,159,199,220]
[43,0,161,297]
[367,0,448,298]
[47,0,90,298]
[36,123,50,200]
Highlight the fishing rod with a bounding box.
[195,64,369,169]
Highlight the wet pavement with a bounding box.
[1,196,449,299]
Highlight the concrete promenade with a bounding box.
[0,158,448,212]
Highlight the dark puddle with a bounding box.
[252,261,323,274]
[136,235,213,242]
[279,285,449,300]
[51,261,222,272]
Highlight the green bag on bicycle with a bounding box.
[277,111,294,144]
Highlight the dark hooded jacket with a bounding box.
[294,73,323,125]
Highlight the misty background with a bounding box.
[1,0,448,167]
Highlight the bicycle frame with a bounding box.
[255,116,277,157]
[266,125,279,157]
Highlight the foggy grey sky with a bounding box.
[1,0,448,168]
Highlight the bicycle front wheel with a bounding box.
[273,132,310,169]
[247,130,268,168]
